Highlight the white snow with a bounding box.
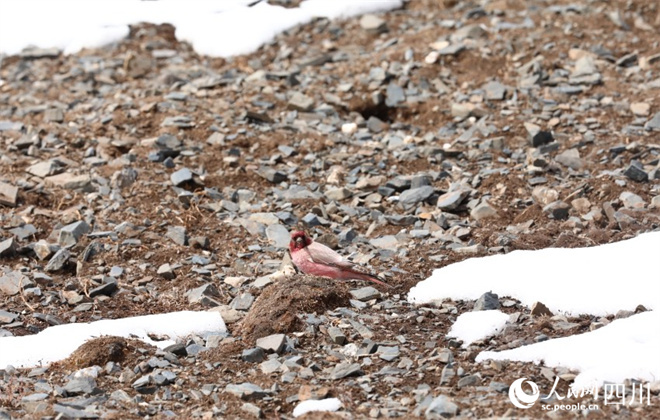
[0,0,402,57]
[476,311,660,390]
[447,310,509,347]
[408,231,660,316]
[408,231,660,389]
[0,311,226,369]
[293,398,343,417]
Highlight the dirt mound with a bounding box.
[57,336,155,370]
[239,277,350,342]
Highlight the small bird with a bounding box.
[288,230,389,287]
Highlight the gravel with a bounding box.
[0,1,659,419]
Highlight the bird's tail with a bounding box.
[353,270,390,288]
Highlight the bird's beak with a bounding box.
[295,237,304,245]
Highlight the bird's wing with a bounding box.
[306,241,354,269]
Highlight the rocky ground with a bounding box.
[1,0,660,418]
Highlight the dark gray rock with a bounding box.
[64,377,98,396]
[331,362,363,380]
[623,162,648,182]
[473,292,500,311]
[58,220,91,247]
[45,248,71,272]
[89,277,118,297]
[231,292,255,311]
[241,348,266,363]
[399,186,435,206]
[350,286,381,301]
[257,167,287,183]
[225,383,268,401]
[186,284,221,306]
[0,238,18,257]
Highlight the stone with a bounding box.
[436,189,469,210]
[399,186,435,206]
[0,182,18,207]
[288,92,315,111]
[166,225,187,246]
[241,403,262,418]
[44,108,64,123]
[328,327,347,345]
[225,383,268,401]
[524,122,554,147]
[45,173,92,190]
[0,238,18,257]
[89,277,118,297]
[350,286,381,301]
[260,359,282,374]
[619,192,645,209]
[572,56,597,77]
[555,149,583,170]
[256,334,286,354]
[623,162,648,182]
[0,310,19,324]
[630,102,650,117]
[473,292,500,311]
[157,263,176,280]
[483,81,507,100]
[266,223,290,248]
[64,377,98,396]
[542,201,570,220]
[325,187,352,201]
[27,161,59,178]
[231,292,255,311]
[0,271,35,295]
[645,112,660,131]
[385,83,405,107]
[241,348,266,363]
[450,103,475,119]
[366,116,386,133]
[170,168,193,186]
[532,186,559,206]
[257,167,287,183]
[531,301,553,317]
[45,248,71,272]
[426,395,458,418]
[457,374,480,388]
[58,220,91,247]
[111,167,138,189]
[360,14,387,33]
[370,235,399,249]
[470,202,498,221]
[378,345,400,361]
[571,197,591,214]
[331,362,363,380]
[186,284,221,305]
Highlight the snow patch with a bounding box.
[408,231,660,316]
[0,0,402,57]
[293,398,343,417]
[447,310,509,347]
[477,311,660,390]
[0,311,226,369]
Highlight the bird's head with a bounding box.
[289,230,312,252]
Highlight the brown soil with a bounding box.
[239,276,351,342]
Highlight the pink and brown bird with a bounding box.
[288,230,389,287]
